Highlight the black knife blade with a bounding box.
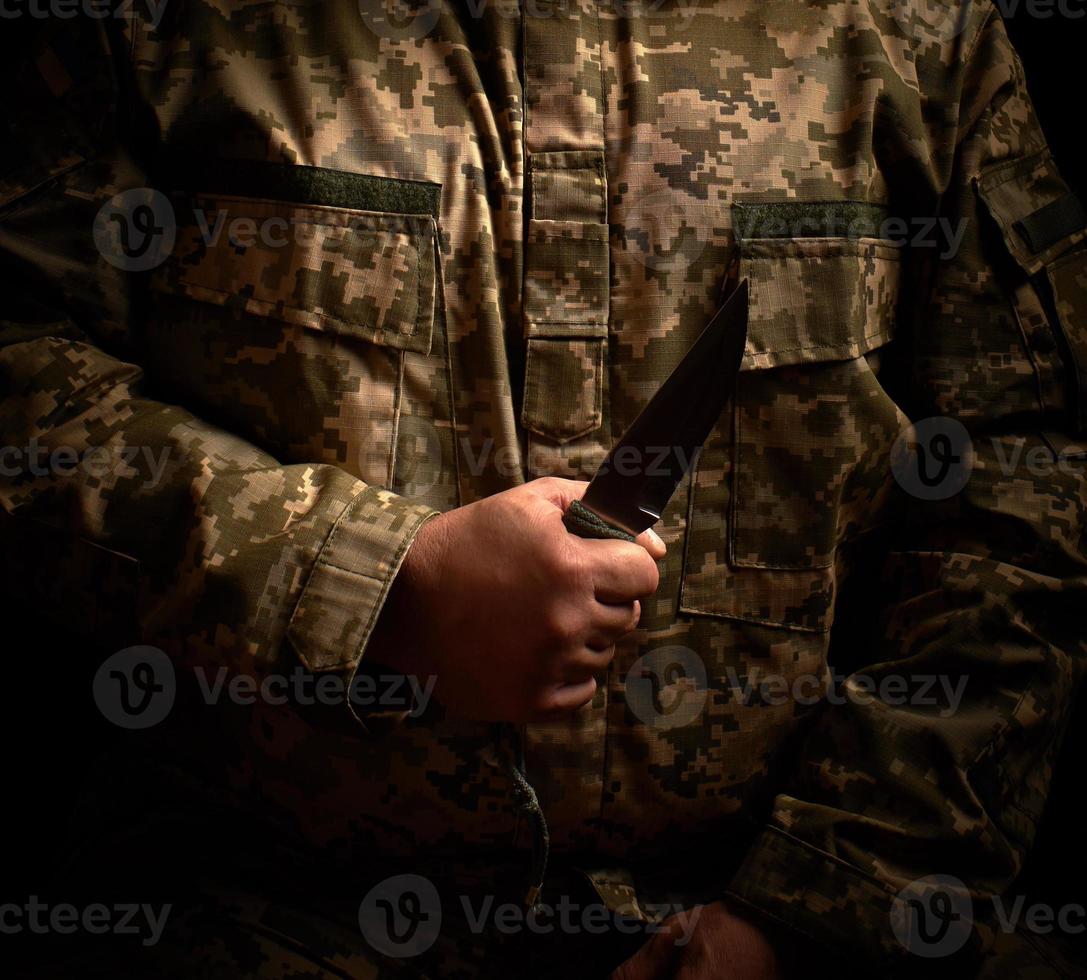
[563,279,749,541]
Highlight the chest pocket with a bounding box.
[679,203,907,631]
[146,161,457,508]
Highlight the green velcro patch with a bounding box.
[562,499,637,543]
[159,158,441,217]
[1015,193,1087,254]
[732,201,889,240]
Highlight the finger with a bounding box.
[526,677,595,717]
[635,526,667,560]
[560,643,617,679]
[586,600,641,646]
[581,540,661,601]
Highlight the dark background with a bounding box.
[1,3,1085,974]
[1005,5,1084,197]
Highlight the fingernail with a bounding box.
[647,529,665,551]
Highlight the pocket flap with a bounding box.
[153,191,439,356]
[976,149,1087,276]
[523,218,610,336]
[521,336,605,443]
[735,235,901,370]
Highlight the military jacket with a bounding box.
[2,1,1086,972]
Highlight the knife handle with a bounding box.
[562,499,637,543]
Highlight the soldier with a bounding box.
[1,1,1085,977]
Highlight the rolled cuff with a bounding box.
[286,483,437,681]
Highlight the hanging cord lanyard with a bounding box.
[496,721,550,909]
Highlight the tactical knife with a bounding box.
[563,279,749,542]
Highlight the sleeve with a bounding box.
[0,23,437,732]
[723,6,1087,974]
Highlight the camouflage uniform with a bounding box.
[2,1,1086,977]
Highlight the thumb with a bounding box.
[530,478,666,558]
[635,526,666,560]
[527,477,590,512]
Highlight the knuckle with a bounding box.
[545,678,596,715]
[534,476,563,495]
[538,550,572,590]
[577,677,598,707]
[534,689,566,717]
[596,644,617,666]
[542,606,580,647]
[545,539,581,581]
[614,544,659,597]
